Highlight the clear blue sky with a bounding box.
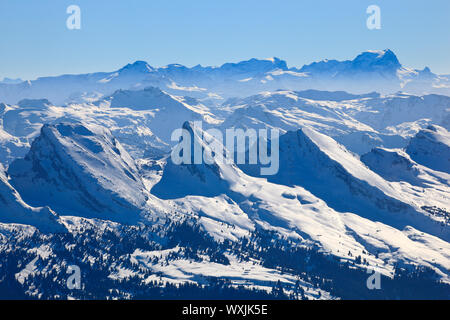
[1,0,449,80]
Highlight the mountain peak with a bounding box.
[0,77,23,84]
[17,98,52,109]
[119,60,155,73]
[352,49,401,71]
[8,122,148,223]
[406,125,450,173]
[104,86,183,111]
[220,57,288,73]
[299,49,402,76]
[151,120,238,199]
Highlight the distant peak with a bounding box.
[300,49,402,74]
[110,86,163,96]
[17,98,52,108]
[119,60,154,73]
[220,57,288,73]
[358,49,395,58]
[164,63,188,70]
[352,49,401,70]
[262,56,287,66]
[1,77,23,84]
[418,66,435,78]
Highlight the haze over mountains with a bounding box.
[0,49,449,299]
[1,49,449,106]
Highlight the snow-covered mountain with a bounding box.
[244,127,448,239]
[0,90,211,164]
[7,123,149,224]
[150,122,450,283]
[299,49,401,76]
[1,49,449,106]
[362,147,434,185]
[0,102,29,164]
[361,147,450,217]
[219,90,450,155]
[0,51,449,300]
[0,164,65,233]
[151,121,241,199]
[406,125,450,174]
[97,87,215,143]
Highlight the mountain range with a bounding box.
[1,49,449,106]
[0,50,449,300]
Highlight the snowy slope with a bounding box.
[151,121,241,199]
[361,147,450,218]
[97,87,214,143]
[257,128,448,240]
[0,164,65,233]
[0,98,172,162]
[220,91,406,155]
[406,125,450,174]
[0,94,212,163]
[150,122,450,281]
[362,147,449,186]
[219,91,450,155]
[8,123,149,223]
[352,94,450,133]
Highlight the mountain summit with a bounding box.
[219,57,288,74]
[8,122,149,223]
[351,49,401,72]
[118,60,155,74]
[300,49,402,76]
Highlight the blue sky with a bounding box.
[1,0,449,80]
